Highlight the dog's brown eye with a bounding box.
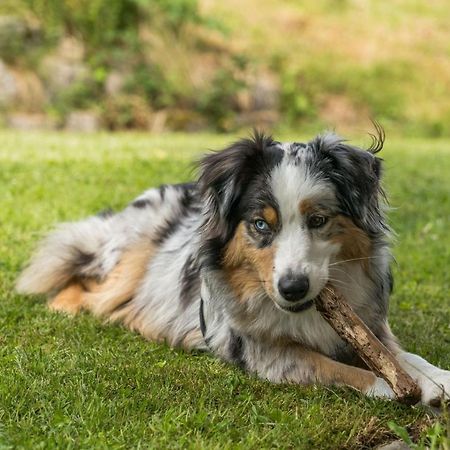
[308,215,328,229]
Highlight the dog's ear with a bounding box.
[198,132,274,223]
[313,131,386,235]
[198,132,281,253]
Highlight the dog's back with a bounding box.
[17,182,206,349]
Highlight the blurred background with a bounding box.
[0,0,448,136]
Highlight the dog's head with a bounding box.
[199,130,386,313]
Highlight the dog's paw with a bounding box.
[418,369,450,407]
[366,377,396,399]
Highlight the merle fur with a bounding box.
[152,183,200,246]
[179,254,201,309]
[198,131,283,268]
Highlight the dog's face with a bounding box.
[199,132,385,313]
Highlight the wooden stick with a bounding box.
[315,288,421,405]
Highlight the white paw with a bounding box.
[366,377,396,399]
[418,369,450,406]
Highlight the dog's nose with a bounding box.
[278,275,309,302]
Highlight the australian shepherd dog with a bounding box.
[17,130,449,406]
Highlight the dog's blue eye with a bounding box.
[254,219,270,232]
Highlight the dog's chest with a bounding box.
[269,307,345,356]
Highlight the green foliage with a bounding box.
[389,415,450,450]
[0,1,449,134]
[279,67,318,123]
[197,67,247,131]
[9,0,139,49]
[134,0,202,33]
[123,63,174,109]
[102,94,152,129]
[50,79,102,120]
[1,0,202,57]
[279,57,415,126]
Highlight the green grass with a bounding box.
[0,131,449,449]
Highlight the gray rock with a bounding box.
[0,60,17,106]
[249,73,280,111]
[65,111,100,132]
[376,440,411,450]
[41,37,89,94]
[7,113,57,130]
[43,58,89,94]
[105,71,127,96]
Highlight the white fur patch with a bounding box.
[398,352,450,405]
[269,155,338,306]
[366,377,395,399]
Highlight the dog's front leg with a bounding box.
[379,325,450,406]
[394,352,450,406]
[244,340,395,398]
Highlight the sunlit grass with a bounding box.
[0,131,448,449]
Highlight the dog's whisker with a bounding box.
[327,267,362,287]
[329,256,379,267]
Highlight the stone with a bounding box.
[376,440,411,450]
[7,113,57,130]
[57,36,85,62]
[105,71,127,96]
[41,37,89,94]
[249,72,280,111]
[0,60,17,107]
[65,111,100,132]
[12,69,47,110]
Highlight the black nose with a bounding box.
[278,275,310,302]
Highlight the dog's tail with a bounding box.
[16,215,113,296]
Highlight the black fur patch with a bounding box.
[159,184,167,200]
[97,208,114,218]
[110,297,133,314]
[387,267,394,293]
[132,198,153,208]
[72,250,95,270]
[179,254,201,308]
[152,184,200,246]
[228,329,246,369]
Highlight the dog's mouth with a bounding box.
[279,299,315,313]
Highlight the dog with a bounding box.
[16,130,450,406]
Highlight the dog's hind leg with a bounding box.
[49,283,86,315]
[49,243,154,320]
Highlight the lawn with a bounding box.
[0,131,449,449]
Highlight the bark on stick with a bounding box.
[315,288,421,405]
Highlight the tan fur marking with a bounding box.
[223,222,275,302]
[49,283,85,315]
[331,215,372,270]
[280,345,377,392]
[49,244,155,319]
[262,206,278,228]
[299,199,315,215]
[310,350,377,392]
[180,329,205,350]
